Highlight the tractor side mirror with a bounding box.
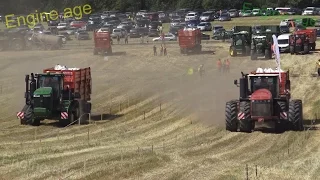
[234,79,238,86]
[74,92,81,98]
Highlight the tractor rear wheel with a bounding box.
[21,104,32,125]
[265,48,272,59]
[275,101,287,133]
[245,45,251,55]
[303,44,309,54]
[239,101,253,133]
[289,100,303,131]
[251,49,257,60]
[225,100,238,132]
[229,46,237,56]
[289,46,294,55]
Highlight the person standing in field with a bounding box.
[217,59,222,73]
[125,35,128,44]
[153,45,157,56]
[225,59,230,73]
[163,46,167,56]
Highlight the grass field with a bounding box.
[0,16,320,180]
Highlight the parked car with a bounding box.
[186,19,200,27]
[218,13,231,21]
[212,30,233,40]
[153,33,177,41]
[315,19,320,27]
[65,27,78,35]
[77,31,90,40]
[169,25,184,36]
[111,28,127,38]
[58,31,71,40]
[212,25,224,34]
[70,21,87,28]
[228,9,239,17]
[280,25,290,34]
[200,11,214,22]
[252,9,262,16]
[241,10,252,17]
[185,12,199,21]
[197,22,212,31]
[170,19,181,27]
[148,29,159,37]
[57,22,69,30]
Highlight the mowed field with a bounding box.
[1,17,320,180]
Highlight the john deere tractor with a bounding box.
[251,25,280,60]
[229,26,252,57]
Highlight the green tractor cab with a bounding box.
[230,26,252,57]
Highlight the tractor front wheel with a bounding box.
[275,101,287,133]
[265,48,272,59]
[289,100,303,131]
[303,44,309,54]
[239,101,254,133]
[289,46,294,55]
[230,46,237,57]
[225,100,238,132]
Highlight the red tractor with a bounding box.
[289,32,309,55]
[225,69,303,133]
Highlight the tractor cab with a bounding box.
[229,31,251,56]
[28,73,65,119]
[289,32,310,54]
[248,74,279,98]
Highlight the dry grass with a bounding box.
[0,17,320,180]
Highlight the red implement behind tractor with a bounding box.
[289,31,311,55]
[178,28,202,54]
[296,29,317,50]
[225,68,303,133]
[93,30,112,55]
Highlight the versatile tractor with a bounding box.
[251,25,280,60]
[289,32,310,55]
[229,26,252,57]
[225,68,303,133]
[16,66,92,126]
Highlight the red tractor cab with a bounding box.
[225,68,303,133]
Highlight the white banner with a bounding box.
[272,34,281,82]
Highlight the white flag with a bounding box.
[272,34,281,82]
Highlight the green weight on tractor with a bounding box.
[16,66,92,127]
[229,26,252,57]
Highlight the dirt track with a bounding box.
[0,41,320,180]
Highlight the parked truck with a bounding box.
[296,29,317,50]
[229,26,252,56]
[225,68,303,133]
[16,65,92,126]
[178,28,202,54]
[93,29,112,55]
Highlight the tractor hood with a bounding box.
[250,89,272,100]
[33,87,52,97]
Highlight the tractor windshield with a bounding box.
[234,34,246,45]
[38,76,61,96]
[254,37,266,44]
[250,76,278,97]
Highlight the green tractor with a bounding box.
[17,68,92,126]
[229,26,252,57]
[251,25,280,60]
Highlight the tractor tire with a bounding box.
[303,44,309,54]
[289,46,294,55]
[21,104,32,125]
[107,47,112,54]
[265,49,272,59]
[225,100,238,132]
[245,45,251,55]
[77,99,87,124]
[229,46,237,57]
[275,101,287,133]
[93,48,98,55]
[239,101,254,133]
[251,49,257,60]
[311,42,316,51]
[288,100,303,131]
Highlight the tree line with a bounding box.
[1,0,320,15]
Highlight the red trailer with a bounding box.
[43,67,92,101]
[93,30,112,55]
[178,29,202,54]
[296,29,317,50]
